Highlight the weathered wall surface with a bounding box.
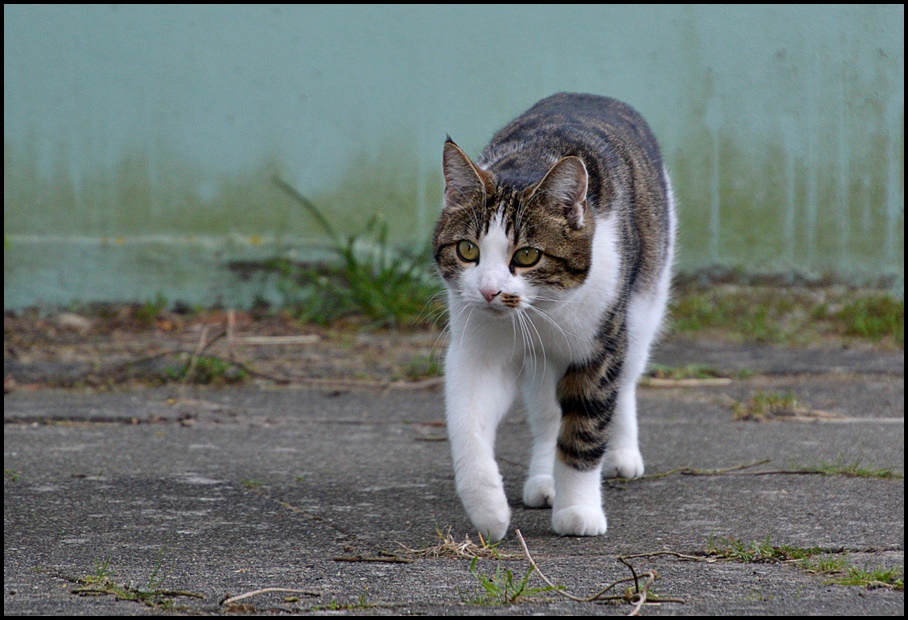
[4,5,903,307]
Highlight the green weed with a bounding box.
[647,363,721,380]
[134,292,169,326]
[707,535,826,563]
[70,556,204,607]
[395,353,442,381]
[825,565,904,590]
[800,555,848,575]
[160,354,247,385]
[460,557,559,606]
[646,363,753,380]
[313,588,373,611]
[669,289,787,342]
[669,285,904,347]
[272,176,442,327]
[707,536,904,591]
[824,295,904,344]
[732,390,801,421]
[793,454,902,480]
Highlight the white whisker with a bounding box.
[525,303,577,361]
[520,307,547,381]
[518,310,534,381]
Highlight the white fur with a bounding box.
[444,175,675,540]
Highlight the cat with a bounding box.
[432,92,675,541]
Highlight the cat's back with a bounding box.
[479,92,664,185]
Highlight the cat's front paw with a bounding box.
[522,475,555,508]
[552,505,607,537]
[468,500,511,543]
[602,448,644,478]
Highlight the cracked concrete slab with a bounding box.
[3,340,904,614]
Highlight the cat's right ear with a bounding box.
[527,156,589,230]
[443,139,491,210]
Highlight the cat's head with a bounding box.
[433,139,595,316]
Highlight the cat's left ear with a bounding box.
[527,156,589,229]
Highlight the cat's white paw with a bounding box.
[552,505,607,537]
[460,481,511,542]
[522,475,555,508]
[602,447,644,478]
[468,499,511,542]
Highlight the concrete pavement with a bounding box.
[4,338,904,614]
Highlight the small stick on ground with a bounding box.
[220,588,321,606]
[514,530,684,614]
[333,554,412,564]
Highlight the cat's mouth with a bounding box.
[479,304,510,317]
[470,293,523,316]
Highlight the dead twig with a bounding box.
[617,459,771,482]
[333,554,412,564]
[620,550,714,563]
[641,377,732,387]
[220,588,321,606]
[230,335,321,345]
[514,530,684,614]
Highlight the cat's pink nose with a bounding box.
[481,288,501,303]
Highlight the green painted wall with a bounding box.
[4,4,904,308]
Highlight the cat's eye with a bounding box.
[512,247,541,268]
[456,240,480,262]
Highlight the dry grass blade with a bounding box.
[398,527,520,560]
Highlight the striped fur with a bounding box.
[434,93,675,539]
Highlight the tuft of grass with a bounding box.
[793,454,903,480]
[313,588,374,611]
[707,536,904,591]
[827,295,904,344]
[669,285,904,347]
[399,528,559,607]
[707,535,826,563]
[669,289,788,343]
[134,292,169,326]
[647,363,722,380]
[460,557,559,606]
[646,363,753,380]
[272,176,442,327]
[800,555,848,575]
[732,390,801,421]
[70,556,204,607]
[825,565,904,590]
[160,354,247,385]
[395,353,442,381]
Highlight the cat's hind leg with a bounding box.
[520,366,563,508]
[602,289,669,479]
[601,384,645,478]
[551,392,612,537]
[552,458,607,536]
[605,182,675,478]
